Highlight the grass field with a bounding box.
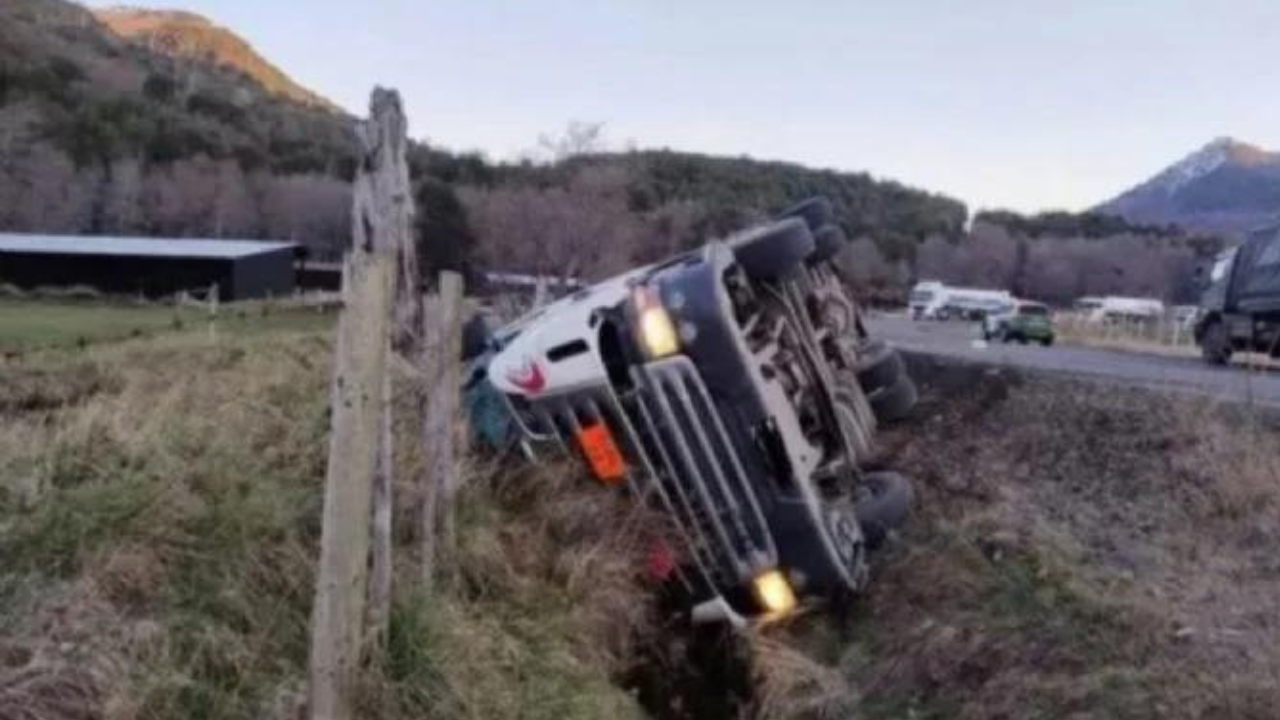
[0,313,654,720]
[5,299,1280,720]
[0,297,336,353]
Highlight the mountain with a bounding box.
[93,6,339,111]
[0,0,356,253]
[1098,138,1280,236]
[1,0,969,271]
[0,0,354,173]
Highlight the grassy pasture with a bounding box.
[0,297,335,353]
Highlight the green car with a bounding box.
[983,301,1055,346]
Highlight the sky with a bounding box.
[85,0,1280,213]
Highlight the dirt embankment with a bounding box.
[822,354,1280,719]
[624,354,1280,720]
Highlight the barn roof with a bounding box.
[0,234,298,260]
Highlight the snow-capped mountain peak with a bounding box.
[1097,137,1280,235]
[1146,137,1240,197]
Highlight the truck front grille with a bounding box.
[514,357,777,596]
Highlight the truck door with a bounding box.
[1233,226,1280,315]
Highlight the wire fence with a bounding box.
[1055,311,1199,351]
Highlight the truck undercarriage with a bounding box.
[484,197,917,623]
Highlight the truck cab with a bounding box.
[1195,226,1280,364]
[909,281,945,319]
[483,198,918,624]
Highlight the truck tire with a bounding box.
[870,374,917,424]
[1201,318,1231,366]
[731,219,815,281]
[855,339,904,395]
[855,471,914,548]
[833,382,875,461]
[776,196,834,231]
[820,498,869,592]
[809,224,848,263]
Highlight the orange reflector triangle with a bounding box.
[577,422,627,484]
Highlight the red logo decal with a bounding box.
[645,542,677,582]
[507,358,546,393]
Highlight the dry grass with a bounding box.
[0,328,659,720]
[1054,312,1197,348]
[843,355,1280,719]
[359,462,664,720]
[1055,314,1280,370]
[710,353,1280,720]
[748,633,858,720]
[0,330,331,720]
[8,309,1280,720]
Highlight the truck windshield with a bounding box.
[1210,248,1238,283]
[910,290,933,303]
[1019,305,1049,317]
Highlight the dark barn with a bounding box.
[0,234,299,301]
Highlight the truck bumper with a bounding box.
[504,356,780,617]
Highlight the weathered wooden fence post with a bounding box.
[307,87,410,720]
[368,344,394,638]
[307,256,392,720]
[421,270,464,588]
[369,81,419,643]
[532,275,550,309]
[437,272,466,562]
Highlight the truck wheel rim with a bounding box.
[827,505,862,571]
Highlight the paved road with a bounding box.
[867,314,1280,408]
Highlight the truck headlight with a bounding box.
[633,286,680,359]
[752,569,797,616]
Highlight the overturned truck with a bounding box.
[476,198,918,624]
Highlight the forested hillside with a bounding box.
[919,221,1223,304]
[0,0,356,254]
[6,0,1218,305]
[93,6,338,111]
[0,0,971,278]
[973,209,1191,240]
[437,147,969,283]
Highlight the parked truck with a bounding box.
[1073,296,1165,325]
[1195,224,1280,365]
[909,282,1011,321]
[476,198,917,625]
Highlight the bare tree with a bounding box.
[915,234,960,284]
[0,144,95,233]
[838,237,908,299]
[258,173,352,258]
[641,199,702,262]
[537,120,607,162]
[211,160,256,238]
[462,164,639,284]
[101,157,143,234]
